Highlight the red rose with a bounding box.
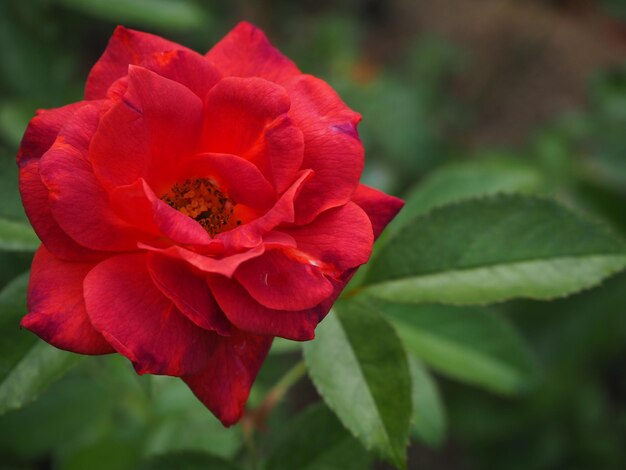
[17,22,403,425]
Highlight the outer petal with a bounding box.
[83,254,216,376]
[283,201,374,272]
[147,253,232,336]
[205,21,300,85]
[183,330,273,426]
[17,102,85,167]
[18,103,101,260]
[85,26,191,99]
[20,246,113,354]
[90,66,204,194]
[209,276,327,341]
[140,49,222,101]
[351,184,404,239]
[39,102,143,252]
[235,249,333,310]
[287,75,364,223]
[19,161,99,260]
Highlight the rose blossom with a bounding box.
[17,22,403,425]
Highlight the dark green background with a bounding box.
[1,1,625,469]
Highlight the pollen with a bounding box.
[161,178,237,237]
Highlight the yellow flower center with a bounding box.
[161,178,239,236]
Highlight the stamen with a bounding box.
[161,178,239,236]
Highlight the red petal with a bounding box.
[284,201,374,272]
[83,254,216,376]
[139,243,265,278]
[147,253,232,336]
[205,21,300,85]
[252,115,304,194]
[201,76,290,158]
[18,103,103,260]
[110,178,214,247]
[17,102,85,167]
[216,170,313,251]
[351,184,404,239]
[85,26,191,100]
[184,153,276,211]
[183,330,273,426]
[235,249,333,310]
[20,246,113,354]
[90,66,204,194]
[19,160,99,260]
[140,49,222,100]
[287,75,364,223]
[39,102,142,252]
[209,276,326,341]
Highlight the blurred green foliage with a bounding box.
[0,1,625,469]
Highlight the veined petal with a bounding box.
[84,253,216,376]
[351,184,404,239]
[90,66,204,194]
[21,246,113,355]
[205,21,300,85]
[147,253,232,336]
[85,25,192,99]
[183,330,273,426]
[287,75,364,223]
[235,249,333,310]
[284,201,374,272]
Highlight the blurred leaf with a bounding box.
[303,304,411,469]
[0,151,27,223]
[269,337,301,355]
[59,436,142,470]
[371,300,536,394]
[0,273,32,376]
[0,341,82,414]
[139,452,240,470]
[409,357,446,447]
[364,195,626,305]
[0,373,113,458]
[0,100,32,149]
[266,403,372,470]
[145,376,242,460]
[0,217,39,252]
[0,272,81,414]
[57,0,210,31]
[390,158,545,234]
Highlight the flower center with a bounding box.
[161,178,236,236]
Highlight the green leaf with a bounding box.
[364,195,626,305]
[390,158,545,234]
[57,0,210,31]
[0,273,33,378]
[371,300,536,394]
[0,273,81,414]
[266,403,372,470]
[303,303,411,469]
[0,341,82,414]
[408,357,446,447]
[139,452,240,470]
[0,217,39,252]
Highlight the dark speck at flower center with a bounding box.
[161,178,238,236]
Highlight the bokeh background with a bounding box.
[1,1,625,469]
